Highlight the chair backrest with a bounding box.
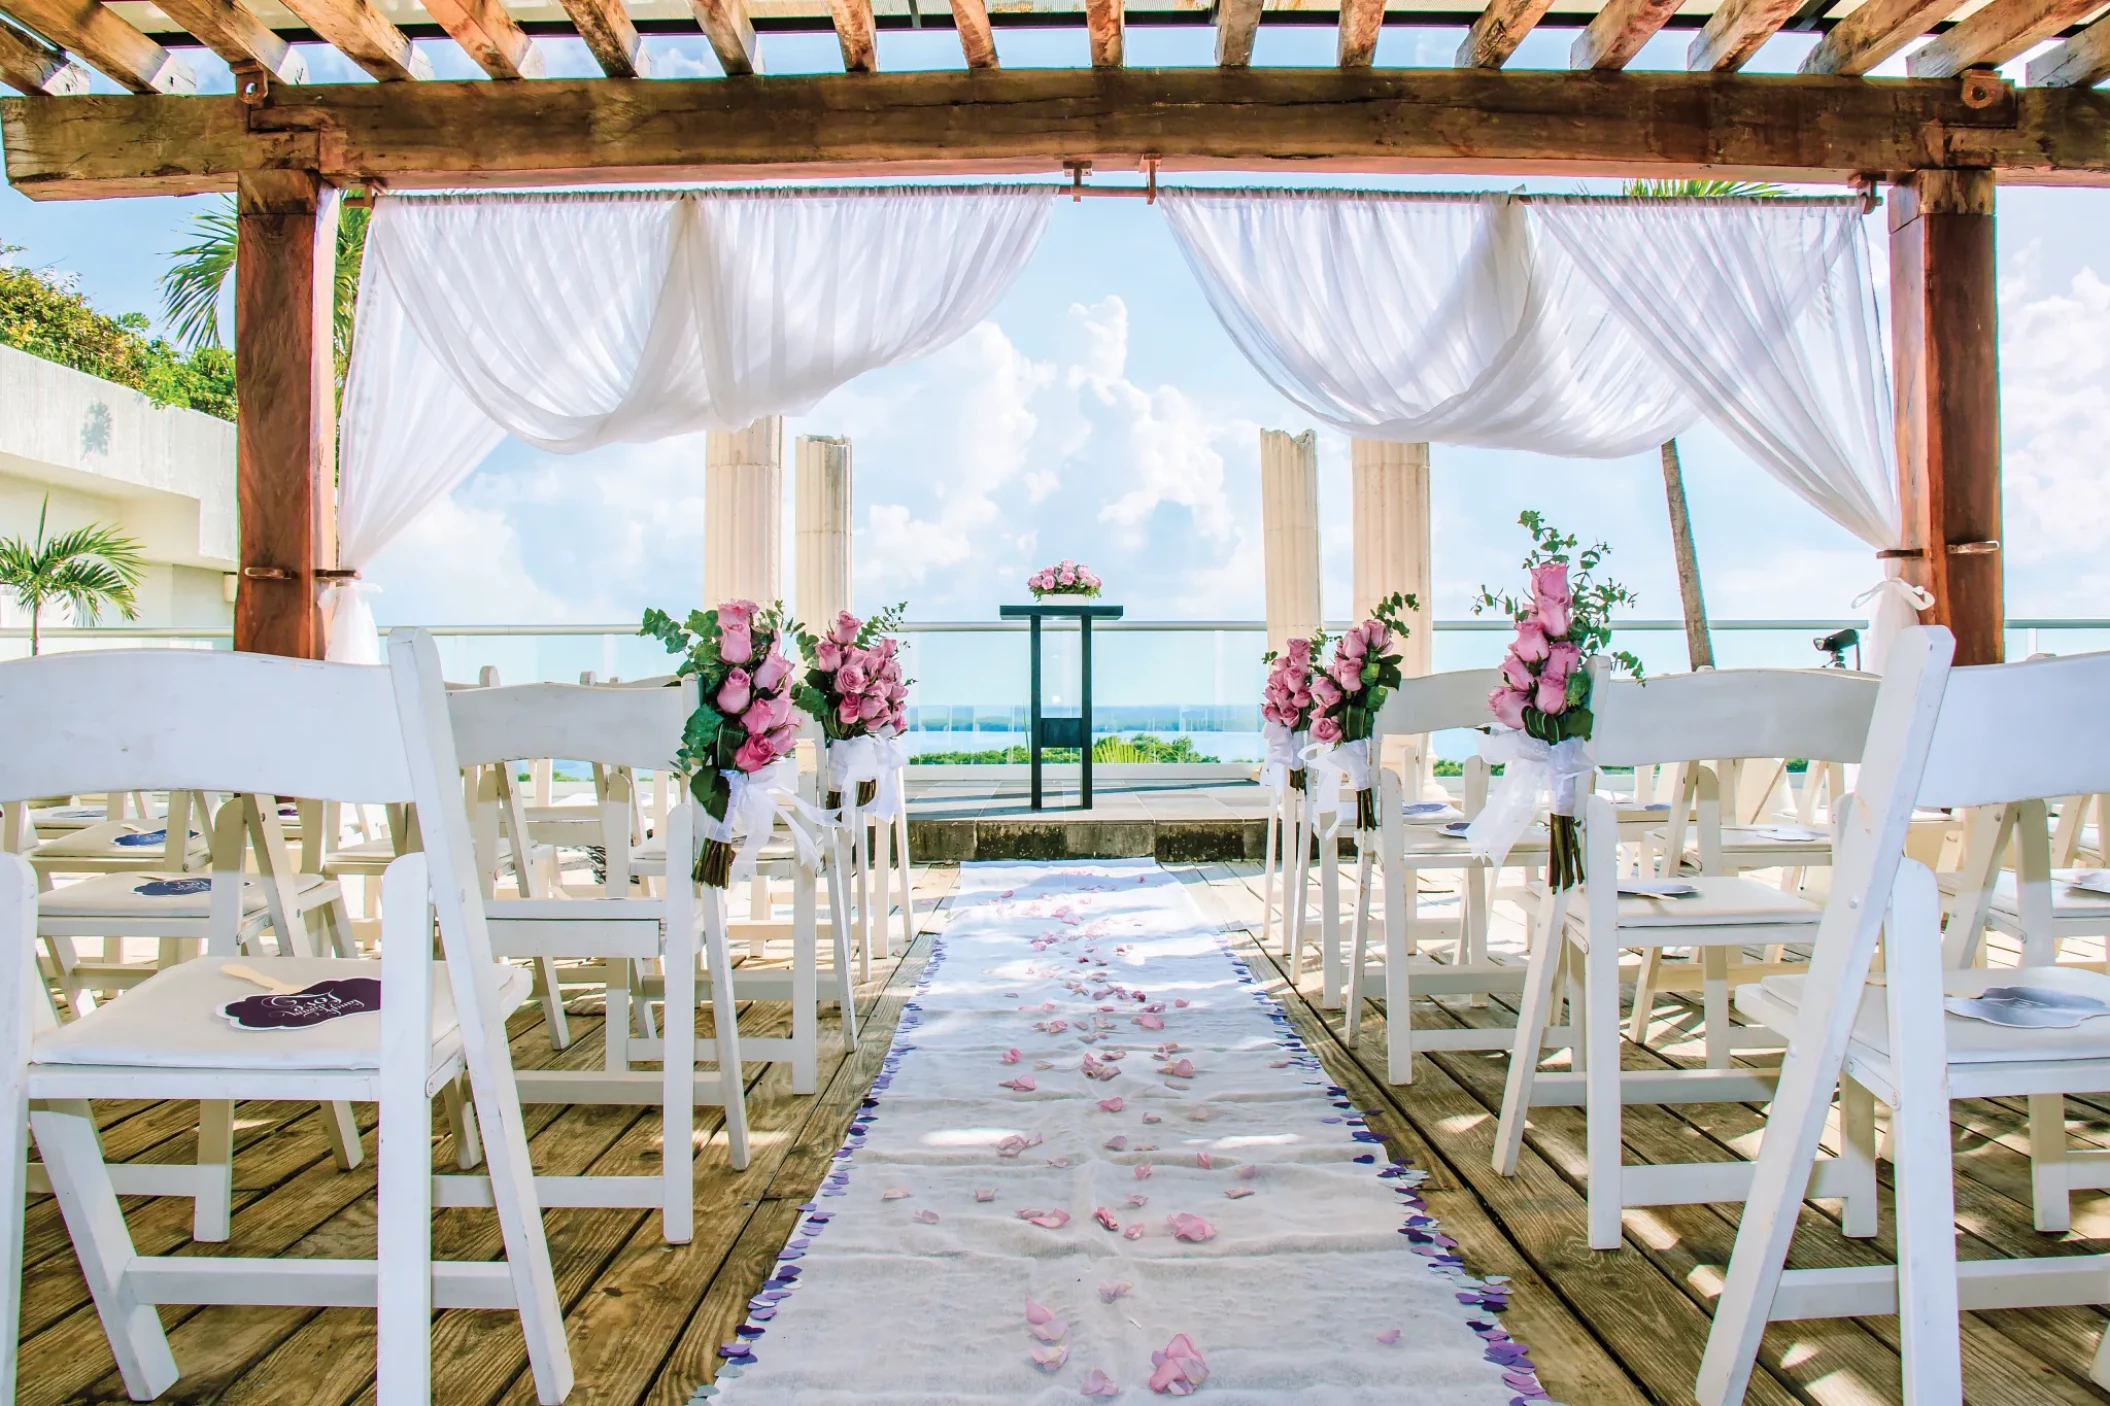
[1590,667,1879,769]
[1917,651,2110,810]
[1375,668,1503,736]
[0,650,416,806]
[447,679,699,772]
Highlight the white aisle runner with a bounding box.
[706,860,1551,1403]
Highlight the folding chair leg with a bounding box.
[533,957,571,1051]
[1384,854,1414,1086]
[0,867,29,1406]
[1346,841,1373,1045]
[2028,1092,2073,1234]
[1628,949,1663,1045]
[826,851,859,1049]
[1493,891,1569,1177]
[1702,945,1733,1069]
[663,894,699,1243]
[791,871,819,1095]
[1838,1077,1879,1239]
[894,808,915,954]
[443,1075,483,1170]
[376,901,434,1403]
[1260,806,1279,952]
[1319,823,1344,1011]
[192,1100,233,1241]
[746,875,769,959]
[320,1099,364,1172]
[703,888,750,1172]
[31,1102,179,1399]
[1584,937,1625,1249]
[870,820,894,962]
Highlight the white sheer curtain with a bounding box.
[328,185,1052,661]
[1158,190,1696,458]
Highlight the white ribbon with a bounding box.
[1301,739,1348,821]
[1259,721,1306,798]
[1851,573,1935,675]
[1465,727,1597,869]
[872,732,908,819]
[830,735,882,802]
[702,757,801,884]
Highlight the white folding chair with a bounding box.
[1698,633,2110,1403]
[1491,664,1882,1249]
[448,679,750,1242]
[0,633,572,1405]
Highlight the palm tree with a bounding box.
[160,194,371,385]
[1621,178,1786,671]
[0,495,146,655]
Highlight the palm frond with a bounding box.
[35,524,146,586]
[46,559,139,626]
[334,202,370,378]
[1623,179,1788,199]
[161,195,239,353]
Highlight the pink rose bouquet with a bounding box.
[1470,511,1642,889]
[791,603,913,806]
[1028,559,1103,600]
[1261,634,1323,789]
[641,599,804,886]
[1307,593,1415,829]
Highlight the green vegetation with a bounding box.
[161,194,370,386]
[0,495,145,654]
[0,248,236,418]
[911,734,1222,765]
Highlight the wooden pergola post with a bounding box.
[1888,168,2004,666]
[234,169,338,658]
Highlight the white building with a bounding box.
[0,341,235,652]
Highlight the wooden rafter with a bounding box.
[556,0,647,78]
[275,0,430,81]
[1570,0,1684,69]
[11,70,2107,199]
[1216,0,1263,67]
[0,0,192,92]
[828,0,877,71]
[691,0,760,75]
[1908,0,2100,78]
[1085,0,1123,66]
[422,0,542,78]
[1800,0,1952,75]
[2029,15,2110,87]
[0,16,87,93]
[152,0,306,86]
[1338,0,1383,66]
[1457,0,1555,68]
[949,0,997,67]
[1686,0,1801,71]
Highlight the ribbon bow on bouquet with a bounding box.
[696,755,819,886]
[1259,719,1307,799]
[1305,598,1414,831]
[825,732,909,824]
[1465,728,1596,874]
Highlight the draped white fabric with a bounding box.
[328,186,1051,660]
[1158,191,1695,458]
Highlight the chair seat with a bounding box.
[30,821,207,863]
[31,956,533,1071]
[39,871,332,919]
[1739,965,2110,1065]
[1938,869,2110,922]
[1579,875,1821,929]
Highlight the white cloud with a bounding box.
[2001,264,2110,607]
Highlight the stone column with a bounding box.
[1351,438,1434,677]
[1259,429,1322,655]
[704,416,783,608]
[795,435,853,628]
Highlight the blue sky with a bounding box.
[6,24,2109,672]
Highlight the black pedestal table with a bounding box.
[998,602,1125,811]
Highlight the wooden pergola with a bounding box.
[2,0,2081,667]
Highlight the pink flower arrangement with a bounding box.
[1261,634,1320,733]
[794,603,911,746]
[1486,563,1585,730]
[1307,594,1415,828]
[1028,559,1103,600]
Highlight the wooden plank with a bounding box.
[0,16,87,93]
[275,0,430,81]
[1215,0,1262,68]
[827,0,876,72]
[152,0,307,86]
[555,0,646,78]
[1570,0,1685,71]
[421,0,543,79]
[1910,0,2102,79]
[234,169,336,661]
[0,0,191,92]
[1800,0,1954,76]
[1456,0,1556,69]
[1889,169,2004,667]
[1686,0,1802,72]
[13,69,2110,201]
[948,0,997,68]
[1085,0,1122,67]
[1337,0,1383,67]
[2028,15,2110,88]
[691,0,759,75]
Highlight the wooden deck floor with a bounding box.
[16,861,2110,1403]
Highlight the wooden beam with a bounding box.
[152,0,306,86]
[1085,0,1123,67]
[0,17,86,93]
[1457,0,1555,69]
[234,170,337,661]
[1686,0,1800,72]
[1571,0,1683,70]
[1888,169,2002,667]
[1338,0,1383,67]
[828,0,876,72]
[691,0,759,75]
[274,0,430,82]
[422,0,542,79]
[14,70,2110,197]
[948,0,996,68]
[0,0,192,92]
[2028,15,2110,87]
[556,0,646,77]
[1800,0,1951,76]
[1908,0,2100,79]
[1216,0,1263,67]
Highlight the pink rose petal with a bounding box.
[1186,1109,1210,1123]
[1104,1135,1129,1151]
[1122,1224,1145,1240]
[1136,1013,1164,1031]
[1094,1206,1121,1231]
[1223,1186,1254,1200]
[914,1207,941,1223]
[1237,1164,1258,1180]
[1164,1059,1195,1079]
[1174,999,1190,1008]
[1001,1076,1038,1093]
[882,1187,912,1200]
[1124,1192,1149,1208]
[1196,1152,1212,1170]
[1149,1334,1209,1395]
[975,1187,997,1202]
[1082,1367,1121,1398]
[1098,1282,1132,1303]
[1018,1208,1072,1229]
[1166,1213,1216,1243]
[1026,1296,1058,1326]
[1033,1344,1070,1371]
[1135,1162,1153,1180]
[1376,1328,1401,1346]
[1098,1097,1124,1113]
[1141,1113,1162,1125]
[1001,1048,1022,1065]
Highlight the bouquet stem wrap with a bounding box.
[1465,727,1595,890]
[1259,720,1307,801]
[696,757,809,888]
